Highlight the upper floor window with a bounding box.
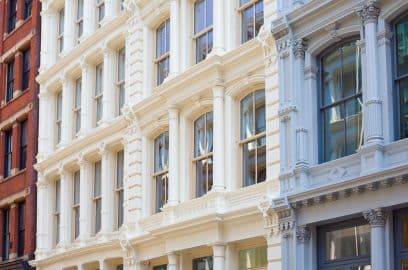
[97,0,105,25]
[116,150,124,228]
[241,90,266,186]
[73,170,80,239]
[320,40,362,163]
[395,16,408,139]
[54,179,61,245]
[318,219,371,270]
[240,0,263,43]
[192,256,213,270]
[74,77,82,135]
[76,0,84,40]
[17,202,25,257]
[117,48,126,115]
[394,208,408,270]
[239,246,267,269]
[20,120,28,170]
[156,19,170,85]
[154,132,169,213]
[24,0,32,19]
[8,0,17,32]
[56,91,62,144]
[153,265,167,270]
[2,208,10,260]
[95,63,103,124]
[6,60,15,102]
[58,8,65,53]
[194,112,213,197]
[93,161,102,234]
[4,130,12,178]
[194,0,213,63]
[22,49,30,90]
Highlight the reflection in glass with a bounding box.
[399,78,408,139]
[154,132,169,212]
[156,20,170,85]
[239,246,267,269]
[193,256,213,270]
[194,0,213,63]
[241,0,263,43]
[404,216,408,249]
[397,18,408,77]
[402,259,408,270]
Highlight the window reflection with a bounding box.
[194,0,213,63]
[154,132,169,212]
[192,256,213,270]
[396,17,408,139]
[241,0,263,43]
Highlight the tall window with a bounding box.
[93,161,102,234]
[74,77,82,134]
[117,48,126,115]
[20,120,28,170]
[395,16,408,139]
[17,203,25,257]
[239,246,267,269]
[240,0,263,43]
[58,8,65,53]
[56,92,62,144]
[2,208,10,260]
[24,0,32,19]
[154,132,169,213]
[241,90,266,186]
[54,179,61,245]
[156,19,170,85]
[95,63,103,124]
[318,219,371,270]
[22,49,30,90]
[193,256,213,270]
[6,60,14,102]
[320,40,362,162]
[97,0,105,25]
[73,171,80,239]
[194,112,213,197]
[116,150,124,229]
[4,130,12,178]
[394,208,408,270]
[8,0,17,32]
[76,0,84,40]
[194,0,213,63]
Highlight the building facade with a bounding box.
[259,0,408,270]
[0,0,41,269]
[32,0,282,270]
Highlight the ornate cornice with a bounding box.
[357,0,380,25]
[363,208,388,227]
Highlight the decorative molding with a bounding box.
[363,208,388,227]
[292,38,307,59]
[377,31,393,46]
[357,0,380,25]
[278,105,297,122]
[296,226,311,243]
[257,24,277,75]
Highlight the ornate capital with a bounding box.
[363,208,388,227]
[293,39,307,59]
[357,0,380,25]
[296,226,311,243]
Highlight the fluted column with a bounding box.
[99,145,115,233]
[39,9,53,70]
[36,179,49,256]
[59,167,73,245]
[167,108,180,206]
[83,0,96,38]
[167,253,180,270]
[169,0,180,77]
[78,156,93,240]
[212,0,225,55]
[38,89,53,159]
[63,0,75,52]
[296,226,311,270]
[212,244,226,270]
[212,81,226,192]
[61,75,74,146]
[102,47,116,123]
[363,208,387,270]
[79,60,93,136]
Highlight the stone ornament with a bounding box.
[363,208,388,227]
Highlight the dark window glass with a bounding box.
[8,0,17,32]
[154,132,169,212]
[153,265,167,270]
[6,60,15,102]
[17,203,25,257]
[193,256,213,270]
[20,120,28,169]
[24,0,32,19]
[4,130,12,178]
[241,90,266,186]
[58,8,65,52]
[118,47,126,114]
[94,161,102,234]
[73,171,80,239]
[241,0,263,43]
[55,180,61,245]
[396,17,408,139]
[320,40,362,162]
[156,20,170,85]
[97,0,105,24]
[2,208,11,260]
[76,0,84,39]
[74,78,82,134]
[116,150,124,228]
[95,63,103,124]
[116,265,124,270]
[22,49,30,90]
[194,0,213,63]
[394,209,408,270]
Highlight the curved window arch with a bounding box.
[154,131,169,212]
[194,112,213,197]
[319,39,363,163]
[240,89,266,186]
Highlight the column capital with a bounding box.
[293,38,307,59]
[57,163,68,177]
[357,0,380,25]
[102,45,115,57]
[80,57,91,71]
[363,208,388,227]
[76,153,90,167]
[168,107,179,119]
[98,142,110,156]
[296,225,311,243]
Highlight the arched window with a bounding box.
[194,112,213,197]
[154,132,169,212]
[240,90,266,186]
[319,40,362,162]
[395,16,408,139]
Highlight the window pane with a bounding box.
[325,224,371,261]
[241,94,254,139]
[206,112,213,152]
[196,158,207,197]
[194,0,205,34]
[345,98,362,156]
[94,161,101,197]
[57,92,62,120]
[75,78,82,107]
[95,199,101,233]
[351,266,372,270]
[118,190,124,227]
[153,265,167,270]
[207,30,213,55]
[342,42,359,98]
[157,57,170,85]
[239,246,267,269]
[96,64,103,95]
[74,171,80,204]
[254,1,264,37]
[242,6,254,43]
[257,137,266,183]
[118,48,126,81]
[117,150,124,188]
[397,18,408,76]
[323,48,342,106]
[205,0,213,27]
[193,256,213,270]
[243,141,256,187]
[77,0,84,18]
[240,0,251,6]
[154,132,169,172]
[196,34,207,63]
[403,259,408,270]
[157,23,166,57]
[17,203,25,257]
[399,78,408,139]
[324,104,345,162]
[404,216,408,249]
[74,207,80,238]
[255,90,266,134]
[156,174,168,212]
[194,115,206,157]
[55,180,61,212]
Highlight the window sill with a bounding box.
[0,89,28,108]
[2,16,32,41]
[0,168,27,183]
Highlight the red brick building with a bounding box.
[0,0,41,269]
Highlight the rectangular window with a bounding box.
[56,92,62,144]
[240,0,263,43]
[6,60,15,102]
[117,48,126,115]
[4,130,12,178]
[54,180,61,245]
[156,19,170,85]
[394,208,408,270]
[22,49,30,90]
[74,77,82,134]
[194,0,213,63]
[24,0,32,19]
[2,208,10,260]
[116,150,124,229]
[8,0,17,32]
[58,8,65,53]
[239,246,267,269]
[76,0,84,40]
[20,120,28,170]
[153,265,167,270]
[193,256,213,270]
[94,161,102,234]
[17,202,25,257]
[154,132,169,213]
[73,170,80,239]
[95,63,103,124]
[97,0,105,25]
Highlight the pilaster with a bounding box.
[99,144,115,234]
[63,0,75,52]
[59,166,73,246]
[77,155,93,241]
[167,108,180,206]
[169,0,180,77]
[79,59,94,137]
[102,46,117,124]
[60,75,74,146]
[167,252,180,270]
[11,122,21,175]
[212,0,225,55]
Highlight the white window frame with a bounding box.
[72,170,80,240]
[74,77,82,135]
[155,19,170,86]
[76,0,84,42]
[193,0,213,63]
[117,47,125,115]
[57,8,64,53]
[238,0,264,43]
[115,150,124,229]
[54,179,61,246]
[93,161,102,235]
[56,91,62,145]
[97,0,105,26]
[94,63,103,125]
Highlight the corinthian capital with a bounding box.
[363,208,388,227]
[293,39,307,59]
[296,226,311,243]
[357,0,380,25]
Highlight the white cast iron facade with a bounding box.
[32,0,283,270]
[260,0,408,270]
